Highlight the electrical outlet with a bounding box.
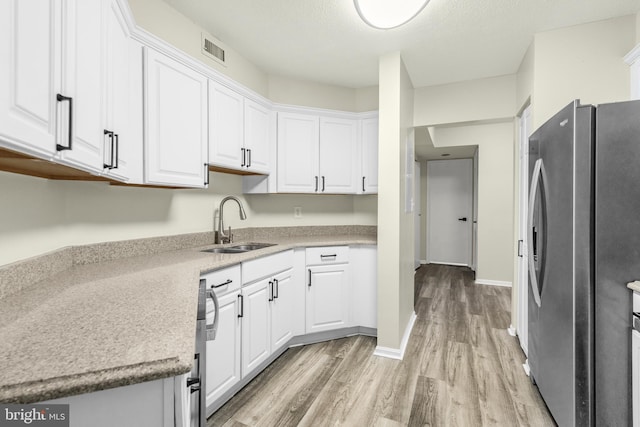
[294,207,302,218]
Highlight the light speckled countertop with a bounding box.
[627,281,640,293]
[0,228,376,403]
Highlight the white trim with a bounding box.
[522,359,531,377]
[624,43,640,65]
[474,279,512,287]
[420,259,427,265]
[507,325,517,336]
[428,261,469,267]
[373,311,417,360]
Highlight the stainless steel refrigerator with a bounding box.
[527,99,640,427]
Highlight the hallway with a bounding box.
[208,264,555,426]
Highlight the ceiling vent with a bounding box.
[201,33,226,66]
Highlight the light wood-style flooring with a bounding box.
[208,264,556,426]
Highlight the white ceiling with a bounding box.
[165,0,640,89]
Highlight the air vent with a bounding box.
[201,33,226,66]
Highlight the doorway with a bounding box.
[426,158,474,266]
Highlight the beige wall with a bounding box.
[430,123,514,283]
[0,171,377,266]
[414,75,516,126]
[127,0,269,97]
[532,15,635,128]
[516,43,535,115]
[377,52,415,350]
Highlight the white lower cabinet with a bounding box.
[270,268,296,350]
[351,246,377,329]
[306,246,350,334]
[205,290,241,408]
[633,328,640,427]
[241,277,272,377]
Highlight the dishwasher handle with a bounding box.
[206,289,219,341]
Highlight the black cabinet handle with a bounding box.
[247,149,252,168]
[308,269,312,287]
[241,148,246,167]
[274,278,279,299]
[362,176,366,192]
[321,254,337,258]
[204,163,209,186]
[458,217,468,222]
[269,280,274,302]
[113,133,119,169]
[212,279,232,288]
[56,94,73,151]
[315,176,318,192]
[238,294,244,318]
[103,130,114,169]
[322,176,325,192]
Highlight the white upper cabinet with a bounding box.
[101,0,136,182]
[277,112,320,193]
[144,47,209,188]
[54,0,105,174]
[319,117,358,194]
[0,0,61,158]
[277,111,361,194]
[360,117,379,194]
[209,82,271,174]
[209,82,244,170]
[243,99,270,174]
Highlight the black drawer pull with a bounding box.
[320,254,337,258]
[212,279,232,288]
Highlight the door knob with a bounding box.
[458,217,468,222]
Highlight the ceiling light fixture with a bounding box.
[354,0,430,30]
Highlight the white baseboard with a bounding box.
[522,359,531,377]
[374,311,417,360]
[429,261,469,267]
[420,259,427,265]
[475,278,512,287]
[507,325,517,336]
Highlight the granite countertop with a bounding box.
[627,281,640,293]
[0,227,376,403]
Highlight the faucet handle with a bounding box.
[228,226,233,244]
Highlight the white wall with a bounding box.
[377,52,415,351]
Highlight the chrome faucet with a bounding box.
[216,196,247,244]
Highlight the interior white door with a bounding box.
[517,105,531,355]
[426,159,473,266]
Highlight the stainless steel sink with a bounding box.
[230,243,276,251]
[201,247,248,254]
[201,243,275,254]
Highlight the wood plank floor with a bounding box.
[208,264,556,426]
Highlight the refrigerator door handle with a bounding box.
[527,158,545,307]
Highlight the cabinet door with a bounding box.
[351,246,377,329]
[319,117,358,194]
[306,263,350,333]
[209,82,244,170]
[102,0,133,181]
[361,117,379,194]
[277,112,319,193]
[270,268,296,350]
[634,329,640,427]
[241,278,271,377]
[144,48,208,188]
[244,99,270,174]
[56,0,105,173]
[206,291,241,408]
[0,0,60,158]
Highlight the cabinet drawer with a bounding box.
[306,246,349,265]
[202,264,241,296]
[242,250,294,284]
